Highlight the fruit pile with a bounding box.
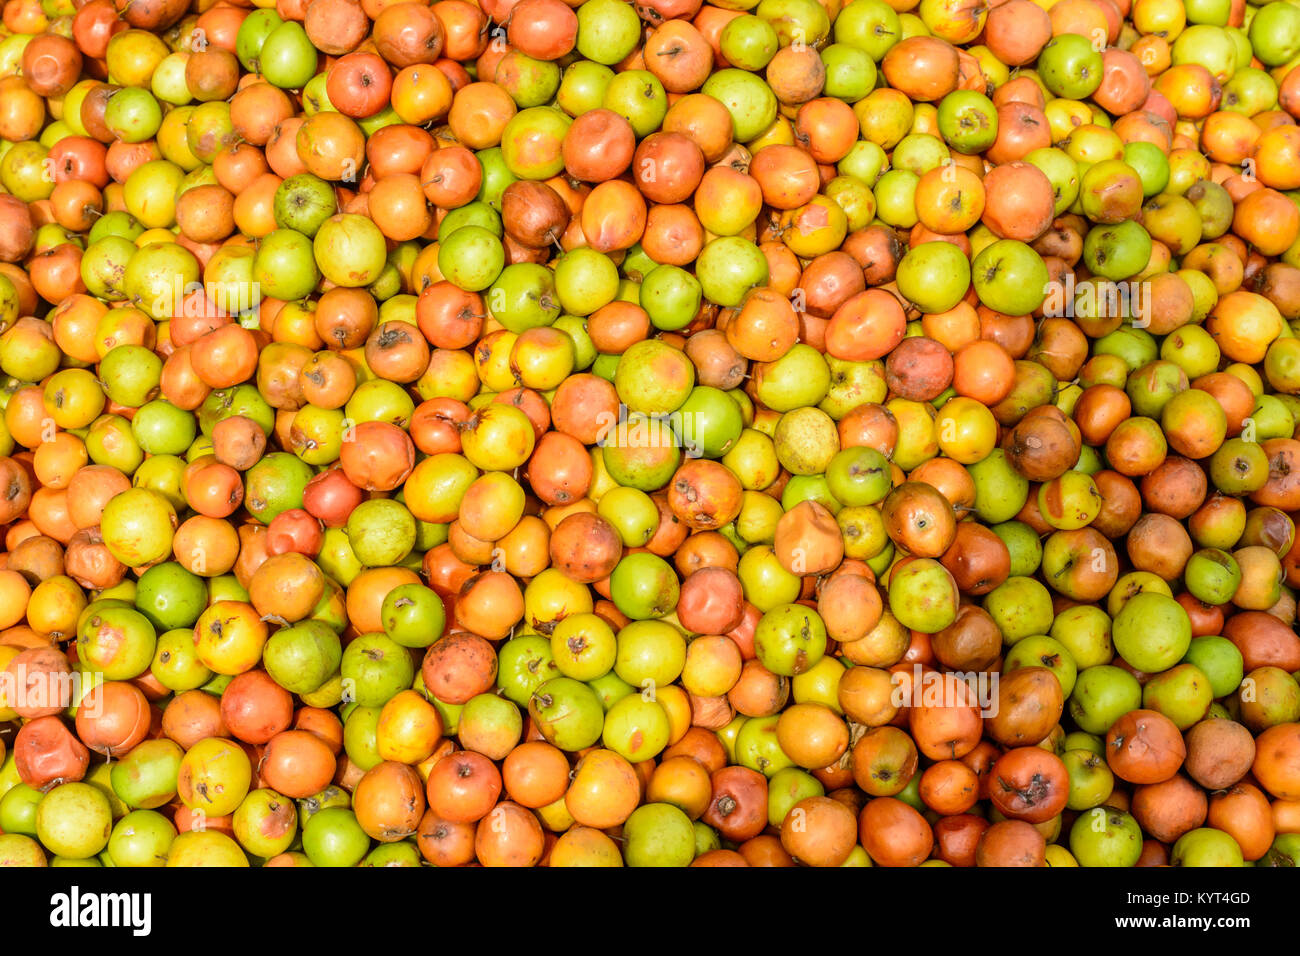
[0,0,1298,870]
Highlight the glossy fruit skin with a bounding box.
[1113,592,1192,673]
[622,802,695,866]
[972,240,1049,316]
[529,678,604,751]
[753,604,827,677]
[609,553,680,620]
[1069,808,1144,867]
[301,807,370,867]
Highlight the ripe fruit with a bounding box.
[2,0,1299,876]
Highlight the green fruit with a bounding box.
[554,247,619,315]
[253,228,320,300]
[826,446,892,506]
[110,739,184,810]
[134,562,206,631]
[36,783,113,860]
[622,803,695,867]
[301,808,370,867]
[314,214,388,288]
[343,706,382,770]
[232,788,297,858]
[488,262,561,332]
[550,613,617,681]
[106,809,176,868]
[1050,605,1113,670]
[993,521,1044,577]
[614,619,687,689]
[529,677,605,751]
[695,236,770,308]
[79,605,157,681]
[1259,833,1300,867]
[754,604,828,676]
[721,15,780,71]
[380,583,446,649]
[588,670,637,711]
[151,627,213,692]
[274,173,336,236]
[1181,636,1244,698]
[609,553,680,620]
[1063,749,1114,811]
[1142,663,1214,730]
[970,450,1030,523]
[615,340,695,415]
[767,768,825,827]
[346,499,416,567]
[701,69,777,143]
[755,344,831,412]
[601,71,667,138]
[0,784,42,836]
[1171,827,1245,867]
[983,576,1054,645]
[888,558,959,633]
[1069,665,1142,735]
[773,407,839,476]
[1112,591,1191,673]
[1068,807,1142,867]
[576,0,643,64]
[1250,2,1300,66]
[937,89,997,155]
[100,488,176,568]
[259,21,318,90]
[601,694,671,762]
[1038,33,1104,99]
[99,345,163,408]
[165,829,249,866]
[244,452,313,524]
[972,240,1049,315]
[496,635,559,706]
[735,714,794,777]
[1004,636,1078,697]
[263,620,342,695]
[677,387,743,459]
[897,242,971,314]
[598,487,662,547]
[340,634,413,708]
